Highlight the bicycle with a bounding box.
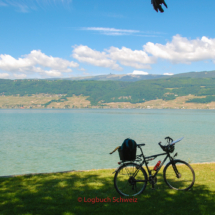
[113,137,195,196]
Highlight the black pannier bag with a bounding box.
[118,138,137,161]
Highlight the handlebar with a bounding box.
[158,141,166,148]
[158,138,175,153]
[158,136,173,147]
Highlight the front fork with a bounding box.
[170,153,181,178]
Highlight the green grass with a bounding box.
[1,163,215,215]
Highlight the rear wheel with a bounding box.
[114,162,147,196]
[163,159,195,190]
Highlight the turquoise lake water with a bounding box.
[1,109,215,176]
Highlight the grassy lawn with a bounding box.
[0,163,215,215]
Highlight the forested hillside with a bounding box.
[0,77,215,105]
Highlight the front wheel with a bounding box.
[163,159,195,190]
[114,162,147,196]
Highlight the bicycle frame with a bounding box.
[132,145,177,181]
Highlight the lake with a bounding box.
[1,109,215,176]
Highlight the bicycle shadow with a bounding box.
[139,169,215,215]
[0,168,214,215]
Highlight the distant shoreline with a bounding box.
[0,107,215,110]
[1,94,215,110]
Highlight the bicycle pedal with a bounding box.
[151,184,156,190]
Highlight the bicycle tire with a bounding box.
[114,162,147,196]
[163,159,195,190]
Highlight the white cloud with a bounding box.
[2,34,215,79]
[14,74,27,79]
[108,46,155,69]
[45,70,62,77]
[72,35,215,73]
[129,70,149,75]
[163,73,174,76]
[81,27,139,36]
[144,35,215,64]
[72,45,155,70]
[0,50,79,78]
[0,73,10,78]
[27,50,78,69]
[72,45,122,71]
[80,27,164,37]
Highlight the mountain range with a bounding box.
[58,70,215,82]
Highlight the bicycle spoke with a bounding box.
[164,160,195,190]
[114,163,147,196]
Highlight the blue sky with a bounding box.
[0,0,215,79]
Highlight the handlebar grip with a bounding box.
[158,141,162,146]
